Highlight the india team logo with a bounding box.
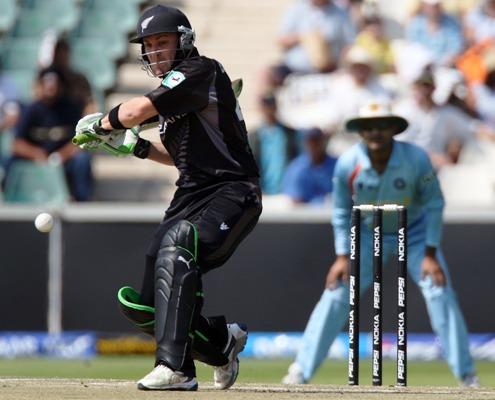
[394,178,406,190]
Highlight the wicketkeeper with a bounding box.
[282,101,478,387]
[73,5,262,391]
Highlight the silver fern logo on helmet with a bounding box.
[141,16,155,32]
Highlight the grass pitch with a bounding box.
[1,357,495,399]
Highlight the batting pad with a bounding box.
[117,286,155,336]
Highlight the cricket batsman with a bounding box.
[73,5,262,391]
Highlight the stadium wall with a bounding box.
[0,206,493,334]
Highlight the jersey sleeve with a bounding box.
[144,58,215,118]
[415,149,445,247]
[332,156,354,255]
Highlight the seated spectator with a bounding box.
[250,93,301,195]
[282,127,337,205]
[331,45,393,122]
[48,38,96,113]
[9,67,93,201]
[394,69,495,169]
[262,0,356,92]
[472,63,495,126]
[0,68,21,170]
[355,15,395,74]
[407,0,478,19]
[406,0,464,67]
[464,0,495,44]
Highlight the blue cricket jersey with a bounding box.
[332,140,444,255]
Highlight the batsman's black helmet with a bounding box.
[130,5,195,50]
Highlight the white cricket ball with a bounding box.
[34,212,54,233]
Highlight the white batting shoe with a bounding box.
[282,362,305,385]
[137,364,198,391]
[213,323,248,389]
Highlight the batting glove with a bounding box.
[75,127,140,157]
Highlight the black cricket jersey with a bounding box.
[145,50,260,190]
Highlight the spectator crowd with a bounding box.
[254,0,495,206]
[0,36,94,203]
[2,0,495,205]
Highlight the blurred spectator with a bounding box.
[472,63,495,126]
[464,0,495,44]
[278,0,355,73]
[355,15,395,73]
[0,69,21,169]
[455,38,495,86]
[9,67,93,201]
[250,93,301,195]
[331,45,393,123]
[406,0,464,67]
[407,0,478,18]
[48,38,96,113]
[262,0,356,93]
[282,127,337,205]
[394,69,494,169]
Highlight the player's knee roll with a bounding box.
[159,220,199,261]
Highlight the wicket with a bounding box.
[348,204,408,387]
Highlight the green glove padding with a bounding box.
[73,127,139,157]
[117,286,155,336]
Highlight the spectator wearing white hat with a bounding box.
[330,45,393,125]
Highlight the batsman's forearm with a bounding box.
[101,96,158,130]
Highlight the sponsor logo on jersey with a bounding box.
[421,172,434,184]
[162,71,186,89]
[220,222,230,231]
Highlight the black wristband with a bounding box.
[133,137,151,159]
[93,119,112,136]
[108,104,127,130]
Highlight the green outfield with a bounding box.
[1,356,494,387]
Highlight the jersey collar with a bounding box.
[358,139,402,170]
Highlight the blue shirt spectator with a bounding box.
[278,0,355,73]
[283,128,337,204]
[406,1,464,66]
[251,94,300,194]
